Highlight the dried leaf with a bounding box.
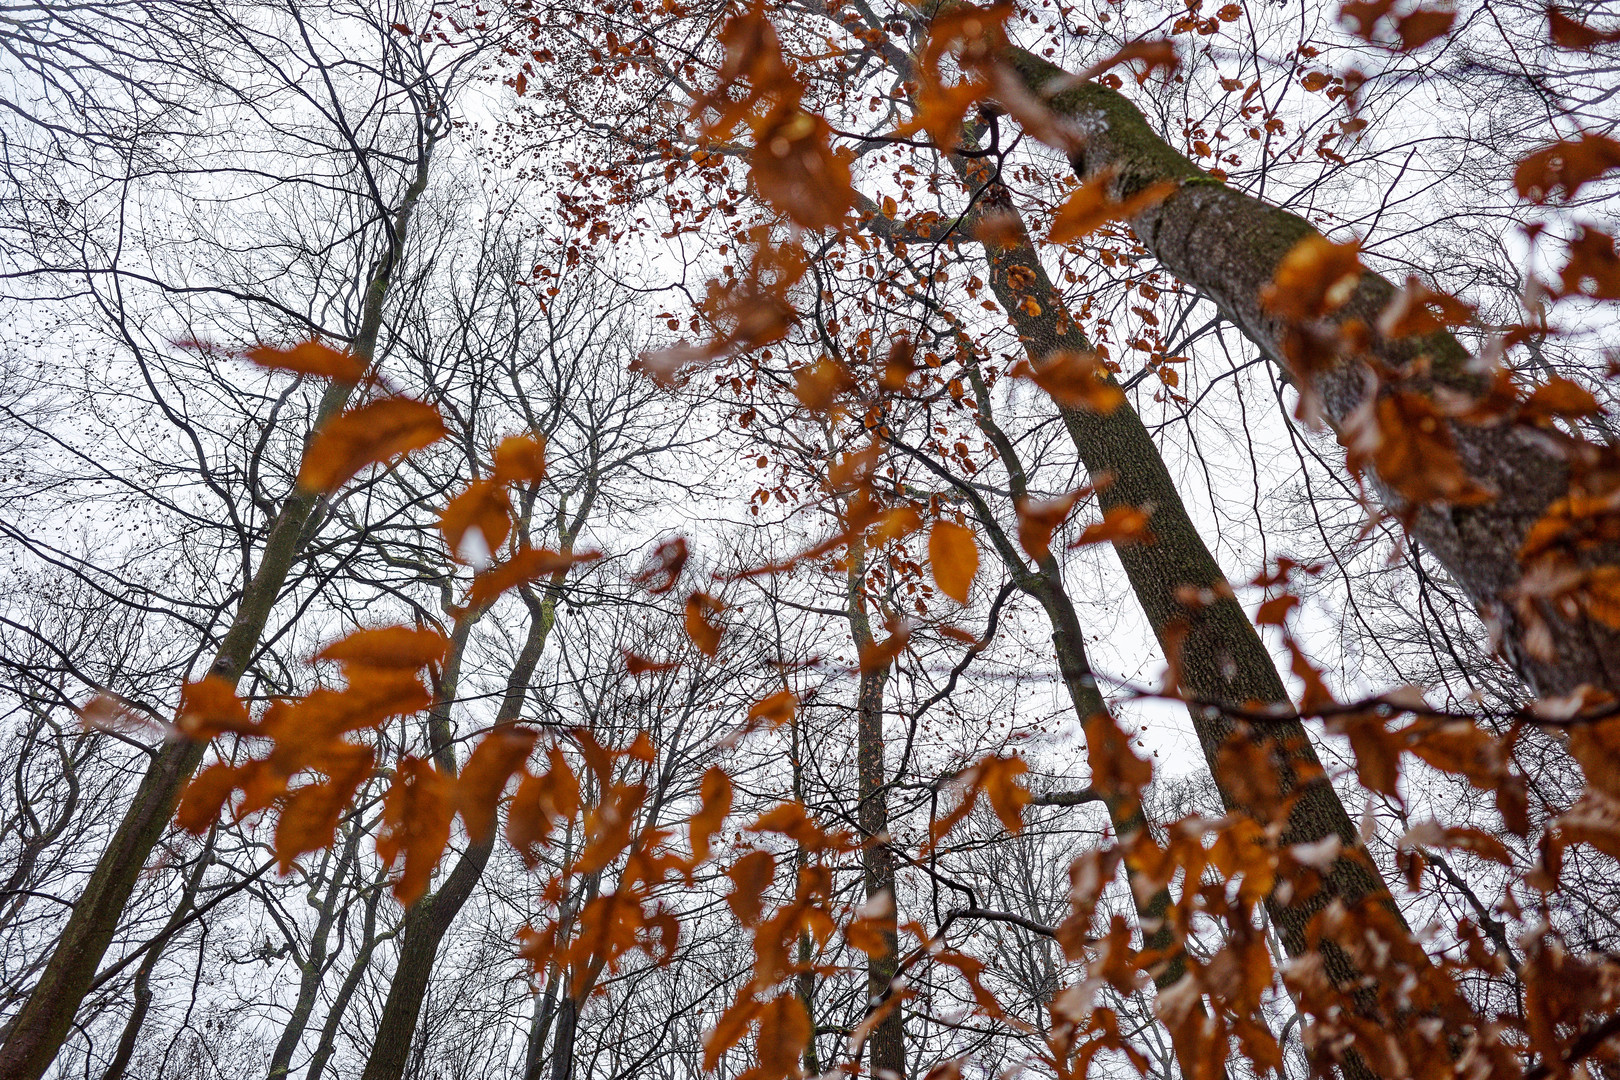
[746,689,798,730]
[1008,350,1125,413]
[176,676,254,740]
[684,592,726,656]
[440,480,514,562]
[1070,505,1154,548]
[632,536,689,594]
[1394,7,1455,49]
[689,766,733,865]
[1048,170,1178,244]
[726,849,776,926]
[177,762,246,833]
[1515,133,1620,203]
[1015,489,1086,561]
[465,546,602,610]
[298,398,447,494]
[246,340,367,382]
[929,521,979,604]
[492,434,547,483]
[377,756,454,905]
[315,626,448,674]
[1262,234,1363,321]
[1547,6,1620,49]
[750,106,853,231]
[457,729,538,844]
[1340,390,1492,507]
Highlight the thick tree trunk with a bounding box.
[1001,48,1620,700]
[845,537,905,1079]
[0,135,438,1080]
[961,183,1405,984]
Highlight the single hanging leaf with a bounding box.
[456,729,538,844]
[929,520,979,604]
[688,765,733,865]
[298,398,446,494]
[315,625,448,674]
[175,676,255,739]
[684,592,726,656]
[491,434,547,484]
[1008,350,1125,414]
[440,479,514,562]
[1047,170,1177,244]
[376,756,454,905]
[1015,489,1087,561]
[246,339,368,382]
[749,105,854,231]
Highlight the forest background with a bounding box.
[1,0,1619,1079]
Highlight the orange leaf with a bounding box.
[177,762,247,833]
[623,650,681,675]
[297,398,446,494]
[1070,505,1154,548]
[726,849,776,926]
[440,479,514,562]
[929,521,979,604]
[492,434,547,484]
[791,356,855,412]
[750,106,853,231]
[1261,234,1363,321]
[456,729,538,844]
[1558,226,1620,300]
[465,545,603,610]
[1048,171,1177,244]
[315,625,448,673]
[1008,350,1125,413]
[274,745,373,873]
[684,592,726,656]
[1340,390,1491,507]
[506,752,581,868]
[857,615,911,672]
[175,676,254,740]
[377,756,454,906]
[246,340,367,382]
[1515,133,1620,204]
[632,536,689,594]
[1015,489,1087,561]
[689,766,733,865]
[741,994,810,1080]
[746,689,798,730]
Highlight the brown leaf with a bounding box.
[1263,234,1363,321]
[456,729,538,844]
[1394,7,1455,50]
[1515,133,1620,203]
[1070,505,1153,548]
[491,434,547,484]
[689,766,733,865]
[746,689,797,730]
[1048,170,1178,244]
[465,546,603,610]
[175,676,255,739]
[857,615,911,672]
[632,536,689,594]
[791,356,854,412]
[1008,350,1125,413]
[1558,226,1620,299]
[1376,277,1475,338]
[377,756,454,905]
[1015,488,1086,561]
[623,650,681,675]
[750,106,853,231]
[315,625,448,674]
[177,762,246,833]
[297,398,447,494]
[684,592,726,657]
[929,520,979,604]
[440,479,514,562]
[274,745,373,873]
[741,994,810,1080]
[1340,389,1492,507]
[246,340,367,382]
[1547,6,1620,49]
[726,849,776,926]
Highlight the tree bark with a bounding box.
[0,130,439,1080]
[845,535,905,1080]
[1001,47,1620,700]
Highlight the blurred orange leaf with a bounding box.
[929,520,979,604]
[377,756,454,905]
[246,340,367,382]
[297,398,446,494]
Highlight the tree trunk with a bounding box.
[0,131,439,1080]
[358,580,562,1080]
[960,180,1405,984]
[845,536,905,1079]
[1002,47,1620,700]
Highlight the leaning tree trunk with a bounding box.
[1000,47,1620,700]
[0,131,438,1080]
[958,180,1407,984]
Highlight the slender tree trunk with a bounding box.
[522,965,562,1080]
[0,132,439,1080]
[98,829,216,1080]
[358,577,563,1080]
[845,536,905,1079]
[267,824,363,1079]
[1002,47,1620,699]
[305,874,392,1080]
